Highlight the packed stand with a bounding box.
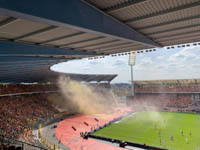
[135,84,200,93]
[0,84,58,95]
[0,94,58,140]
[131,83,200,111]
[130,94,193,111]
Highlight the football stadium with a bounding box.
[0,0,200,150]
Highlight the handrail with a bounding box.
[0,134,48,150]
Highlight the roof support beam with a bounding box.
[38,32,85,45]
[124,1,200,23]
[96,44,139,52]
[13,26,58,41]
[103,0,147,13]
[92,42,131,51]
[0,67,51,76]
[154,30,200,40]
[156,33,200,43]
[0,54,79,60]
[0,63,58,70]
[76,39,119,49]
[137,15,200,30]
[0,58,65,64]
[0,16,17,27]
[105,45,150,53]
[0,0,160,47]
[0,40,97,56]
[160,39,200,47]
[59,36,105,48]
[147,24,200,36]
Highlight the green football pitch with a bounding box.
[93,111,200,150]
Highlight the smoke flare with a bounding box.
[57,76,118,115]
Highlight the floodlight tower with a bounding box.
[129,51,136,97]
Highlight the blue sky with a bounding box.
[51,44,200,83]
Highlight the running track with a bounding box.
[55,108,132,150]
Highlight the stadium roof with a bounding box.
[0,60,117,83]
[59,73,117,83]
[135,79,200,85]
[85,0,200,48]
[0,0,200,83]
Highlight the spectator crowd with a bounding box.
[132,94,193,109]
[129,83,200,111]
[135,84,200,93]
[0,84,59,141]
[0,84,58,95]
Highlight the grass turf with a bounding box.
[93,111,200,150]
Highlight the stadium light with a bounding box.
[129,51,136,97]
